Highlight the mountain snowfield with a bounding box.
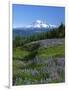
[24,20,57,29]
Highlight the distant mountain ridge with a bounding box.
[13,28,49,38]
[25,20,49,28]
[24,20,57,29]
[13,20,57,37]
[14,20,57,29]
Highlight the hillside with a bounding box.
[13,38,65,85]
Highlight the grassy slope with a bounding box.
[13,43,65,85]
[13,44,64,59]
[13,48,29,59]
[13,44,64,71]
[38,44,64,58]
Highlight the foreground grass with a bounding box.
[13,44,64,60]
[38,44,64,58]
[13,43,65,85]
[13,47,29,59]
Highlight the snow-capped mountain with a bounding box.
[24,20,56,29]
[13,20,57,37]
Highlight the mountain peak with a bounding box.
[25,20,56,29]
[26,20,49,28]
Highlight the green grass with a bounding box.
[13,47,29,59]
[38,44,64,58]
[13,44,65,85]
[13,44,64,60]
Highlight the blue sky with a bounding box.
[13,4,65,28]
